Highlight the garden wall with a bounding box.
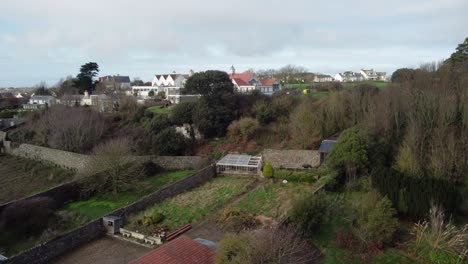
[0,165,216,264]
[1,219,104,264]
[0,181,81,215]
[5,143,207,173]
[7,143,91,172]
[262,149,320,169]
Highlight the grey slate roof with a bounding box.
[318,139,337,153]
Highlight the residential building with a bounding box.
[59,91,119,112]
[131,86,158,98]
[313,74,334,83]
[151,74,189,87]
[99,75,131,92]
[229,67,281,95]
[334,71,364,82]
[360,69,387,81]
[23,95,56,109]
[129,235,215,264]
[135,72,200,104]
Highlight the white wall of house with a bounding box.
[131,86,158,98]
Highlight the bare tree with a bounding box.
[34,105,107,153]
[216,227,320,264]
[87,137,136,194]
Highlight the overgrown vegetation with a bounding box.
[126,177,254,232]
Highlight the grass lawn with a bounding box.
[343,81,389,90]
[63,170,195,222]
[0,155,75,204]
[234,181,317,218]
[309,91,330,98]
[147,105,172,114]
[284,83,313,89]
[126,177,255,233]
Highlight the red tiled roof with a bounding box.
[260,78,276,86]
[233,78,249,86]
[229,72,254,83]
[129,236,215,264]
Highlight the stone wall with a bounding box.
[0,165,216,264]
[7,143,91,172]
[5,143,207,173]
[0,181,81,215]
[2,219,104,264]
[262,149,320,169]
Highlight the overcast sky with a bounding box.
[0,0,467,87]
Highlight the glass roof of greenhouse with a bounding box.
[216,154,262,167]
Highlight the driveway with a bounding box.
[52,236,151,264]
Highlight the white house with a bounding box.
[131,86,158,98]
[313,74,334,83]
[334,71,364,82]
[23,95,56,109]
[151,74,189,87]
[229,67,282,95]
[135,72,200,104]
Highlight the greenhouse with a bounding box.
[216,154,263,176]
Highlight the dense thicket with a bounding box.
[371,167,462,218]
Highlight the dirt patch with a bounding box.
[51,236,150,264]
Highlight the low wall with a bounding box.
[7,143,91,172]
[2,219,104,264]
[0,181,82,216]
[1,165,216,264]
[262,149,320,169]
[5,143,207,173]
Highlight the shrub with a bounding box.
[227,118,260,141]
[288,193,329,236]
[274,170,316,183]
[215,227,319,264]
[151,212,165,224]
[412,205,468,263]
[253,100,274,125]
[217,208,258,232]
[262,162,274,178]
[326,128,371,181]
[151,127,188,155]
[0,197,56,235]
[140,161,162,177]
[350,191,398,245]
[215,233,251,264]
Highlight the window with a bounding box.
[108,221,113,226]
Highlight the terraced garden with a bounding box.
[125,176,255,233]
[62,170,196,225]
[0,155,75,204]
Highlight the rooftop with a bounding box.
[216,154,262,167]
[129,236,214,264]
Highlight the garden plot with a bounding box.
[0,155,75,204]
[125,177,255,234]
[62,170,196,224]
[234,181,317,218]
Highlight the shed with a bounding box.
[318,134,340,165]
[102,216,123,234]
[216,154,262,176]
